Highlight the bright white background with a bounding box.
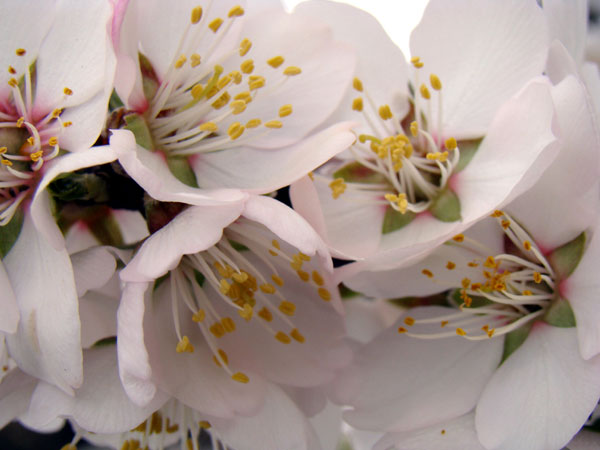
[281,0,429,56]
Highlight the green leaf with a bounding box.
[454,138,483,172]
[544,296,576,328]
[382,207,416,234]
[333,161,387,184]
[501,321,533,364]
[548,232,586,280]
[430,188,461,222]
[124,113,154,150]
[166,156,199,188]
[0,207,24,258]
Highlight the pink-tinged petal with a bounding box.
[564,220,600,360]
[283,386,327,418]
[65,222,102,254]
[211,383,321,450]
[0,260,19,334]
[241,194,332,270]
[344,297,403,344]
[34,0,113,111]
[337,307,503,433]
[374,413,486,450]
[117,281,156,406]
[581,61,600,118]
[0,368,37,428]
[309,400,343,450]
[27,346,168,434]
[410,0,548,138]
[216,8,356,149]
[475,324,600,450]
[546,40,581,85]
[31,146,118,250]
[121,203,243,282]
[145,281,267,418]
[191,122,356,194]
[79,288,119,349]
[112,209,149,245]
[453,80,558,226]
[543,0,587,65]
[4,213,82,394]
[290,174,385,260]
[0,1,55,96]
[110,129,248,206]
[71,246,117,297]
[294,0,410,130]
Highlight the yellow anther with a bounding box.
[269,250,278,256]
[275,331,292,344]
[420,84,431,100]
[15,48,26,56]
[7,66,16,74]
[441,320,449,327]
[176,336,194,353]
[272,239,281,249]
[279,301,296,316]
[353,77,363,92]
[404,316,415,326]
[191,6,203,24]
[379,104,392,120]
[228,122,245,140]
[230,100,247,114]
[198,421,211,429]
[26,137,34,146]
[533,272,542,283]
[7,78,17,87]
[484,256,496,269]
[487,329,495,338]
[209,17,223,32]
[259,283,276,294]
[213,348,229,367]
[318,287,331,301]
[16,117,24,127]
[430,74,442,91]
[232,271,249,283]
[501,220,511,229]
[446,261,456,270]
[61,445,77,450]
[452,234,465,242]
[215,262,230,277]
[231,372,250,383]
[192,309,206,323]
[240,59,254,74]
[352,97,364,112]
[246,118,261,128]
[329,178,347,199]
[230,70,242,84]
[258,306,273,322]
[271,274,284,286]
[239,38,252,57]
[297,270,309,282]
[219,279,232,295]
[234,91,252,102]
[491,210,504,218]
[299,253,310,262]
[461,278,471,289]
[217,75,232,90]
[290,254,303,271]
[1,159,12,166]
[456,328,467,336]
[175,55,187,69]
[211,91,231,109]
[523,290,533,296]
[228,5,244,17]
[30,151,43,162]
[445,137,457,150]
[264,120,282,129]
[199,121,217,132]
[421,269,434,278]
[283,66,301,76]
[48,136,60,146]
[238,303,253,321]
[398,327,407,333]
[267,55,284,68]
[210,322,225,338]
[51,108,63,118]
[410,121,418,137]
[311,271,324,286]
[249,76,265,90]
[279,104,293,117]
[222,317,236,333]
[63,122,73,128]
[0,147,6,154]
[523,241,532,251]
[290,328,305,343]
[191,83,204,99]
[63,87,73,96]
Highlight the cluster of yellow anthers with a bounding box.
[0,48,73,226]
[171,228,333,385]
[399,210,556,341]
[149,5,303,157]
[328,57,460,218]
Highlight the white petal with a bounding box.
[543,0,588,65]
[410,0,548,138]
[0,260,19,334]
[344,297,403,344]
[337,307,503,432]
[0,368,37,428]
[79,288,119,349]
[71,246,117,297]
[475,324,600,450]
[4,213,82,394]
[111,209,149,246]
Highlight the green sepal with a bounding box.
[430,188,461,222]
[339,284,360,299]
[333,161,387,184]
[500,320,533,364]
[454,138,482,172]
[382,207,416,234]
[544,296,576,328]
[194,270,206,287]
[139,52,159,102]
[109,89,124,111]
[0,208,24,258]
[124,113,154,150]
[228,240,249,252]
[166,156,199,188]
[548,232,586,280]
[449,289,492,308]
[93,336,117,347]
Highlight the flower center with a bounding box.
[0,49,71,225]
[399,210,557,341]
[165,218,332,384]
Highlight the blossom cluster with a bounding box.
[1,0,599,449]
